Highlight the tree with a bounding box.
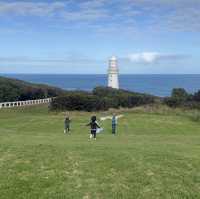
[193,90,200,102]
[171,88,189,100]
[164,88,190,107]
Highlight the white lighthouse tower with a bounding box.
[108,56,119,89]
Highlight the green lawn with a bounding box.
[0,105,200,199]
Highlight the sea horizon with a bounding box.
[1,73,200,75]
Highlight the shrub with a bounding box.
[163,88,200,110]
[93,87,155,107]
[50,87,156,112]
[193,90,200,102]
[50,92,109,112]
[163,97,181,108]
[164,88,190,107]
[171,88,189,99]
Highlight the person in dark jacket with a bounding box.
[86,116,100,140]
[64,117,71,133]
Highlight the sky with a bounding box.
[0,0,200,74]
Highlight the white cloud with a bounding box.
[127,52,188,64]
[0,0,200,33]
[128,52,160,63]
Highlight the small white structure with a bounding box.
[108,56,119,89]
[0,98,52,109]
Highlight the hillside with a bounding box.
[0,76,158,110]
[0,76,65,102]
[0,105,200,198]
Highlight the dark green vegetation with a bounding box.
[0,105,200,198]
[2,76,200,112]
[0,76,65,102]
[50,87,156,111]
[164,88,200,109]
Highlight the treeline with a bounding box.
[50,87,156,111]
[51,87,200,112]
[0,76,65,102]
[164,88,200,109]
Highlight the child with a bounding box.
[64,117,71,134]
[112,114,117,134]
[86,116,100,140]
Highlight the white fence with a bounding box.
[0,98,52,109]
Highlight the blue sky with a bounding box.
[0,0,200,74]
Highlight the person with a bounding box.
[64,117,71,134]
[112,114,117,135]
[86,116,100,140]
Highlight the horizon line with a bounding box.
[1,73,200,75]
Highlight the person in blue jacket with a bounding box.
[112,114,117,134]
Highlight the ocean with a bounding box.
[2,74,200,97]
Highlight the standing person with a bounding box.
[64,116,71,134]
[86,116,100,140]
[112,114,117,135]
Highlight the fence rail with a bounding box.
[0,98,52,109]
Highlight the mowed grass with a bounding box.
[0,105,200,199]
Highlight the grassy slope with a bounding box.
[0,76,62,90]
[0,76,64,103]
[0,105,200,199]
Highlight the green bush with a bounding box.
[193,90,200,102]
[164,88,200,110]
[164,88,190,108]
[50,87,156,112]
[50,92,108,112]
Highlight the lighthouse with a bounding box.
[108,56,119,89]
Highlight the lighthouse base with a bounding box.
[108,74,119,89]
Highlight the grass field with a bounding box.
[0,105,200,199]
